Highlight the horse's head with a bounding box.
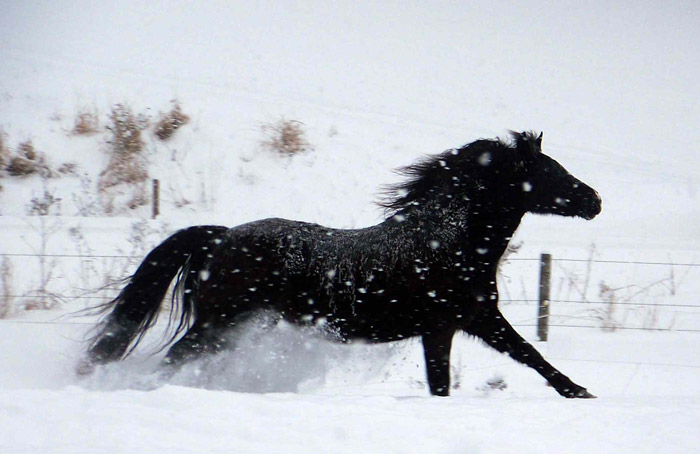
[510,131,601,220]
[378,131,601,222]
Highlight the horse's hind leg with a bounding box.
[162,323,230,369]
[467,308,595,398]
[421,329,456,396]
[160,308,258,374]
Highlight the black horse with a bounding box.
[81,131,601,398]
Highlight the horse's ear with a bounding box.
[513,131,538,160]
[535,131,543,151]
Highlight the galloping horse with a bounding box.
[82,131,601,398]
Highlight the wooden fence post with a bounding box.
[152,179,160,219]
[537,253,552,342]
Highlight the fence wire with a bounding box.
[1,252,699,334]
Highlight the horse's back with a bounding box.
[192,218,332,310]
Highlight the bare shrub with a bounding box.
[106,104,148,158]
[28,190,62,216]
[99,104,149,190]
[154,100,189,141]
[23,183,62,310]
[72,110,100,135]
[597,282,619,332]
[72,174,101,216]
[261,118,313,156]
[0,129,9,170]
[0,257,12,318]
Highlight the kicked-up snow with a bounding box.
[1,312,699,453]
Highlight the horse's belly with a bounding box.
[281,292,440,342]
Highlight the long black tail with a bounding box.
[79,225,228,373]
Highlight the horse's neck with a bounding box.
[462,203,524,260]
[393,196,524,261]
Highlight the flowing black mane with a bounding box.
[379,131,542,215]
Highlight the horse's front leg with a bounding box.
[421,329,455,396]
[467,308,595,398]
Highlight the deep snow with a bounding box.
[1,1,700,453]
[2,313,700,454]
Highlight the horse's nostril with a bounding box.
[587,192,602,218]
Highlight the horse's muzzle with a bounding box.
[582,191,602,220]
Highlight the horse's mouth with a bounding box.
[581,192,602,220]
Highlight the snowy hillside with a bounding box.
[1,1,700,453]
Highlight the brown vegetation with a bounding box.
[6,156,36,176]
[99,104,149,190]
[261,118,313,156]
[154,100,189,140]
[0,130,9,170]
[5,140,51,177]
[72,111,100,135]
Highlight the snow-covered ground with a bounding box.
[2,313,699,453]
[1,1,700,453]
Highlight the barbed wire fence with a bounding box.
[2,251,700,384]
[1,252,699,334]
[502,254,700,336]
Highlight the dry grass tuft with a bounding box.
[0,130,9,172]
[6,156,36,176]
[5,140,51,177]
[261,118,313,156]
[18,140,36,160]
[154,100,189,141]
[72,111,100,135]
[0,129,10,160]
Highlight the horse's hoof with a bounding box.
[578,390,597,399]
[560,387,596,398]
[572,389,597,399]
[430,388,450,397]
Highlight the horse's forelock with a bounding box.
[509,130,543,156]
